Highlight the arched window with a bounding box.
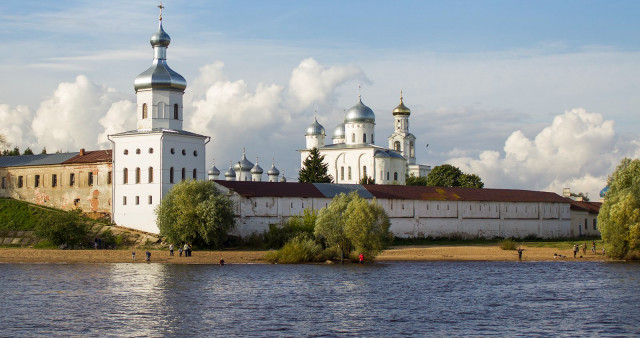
[340,167,344,181]
[348,167,352,180]
[169,167,174,183]
[410,141,415,157]
[363,166,367,179]
[371,134,374,143]
[142,103,148,119]
[148,167,153,183]
[174,104,179,119]
[584,218,588,229]
[363,133,367,143]
[394,141,401,151]
[351,133,355,143]
[192,169,197,179]
[123,168,128,184]
[394,172,398,181]
[135,167,141,184]
[181,168,186,181]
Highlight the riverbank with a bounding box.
[0,244,609,264]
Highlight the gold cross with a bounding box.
[158,2,164,21]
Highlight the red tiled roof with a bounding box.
[62,150,112,164]
[364,185,568,202]
[214,180,325,198]
[215,180,569,203]
[569,200,602,213]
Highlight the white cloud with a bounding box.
[448,108,633,199]
[31,75,133,152]
[97,100,137,148]
[0,104,34,151]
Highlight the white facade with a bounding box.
[301,96,431,185]
[214,182,573,239]
[109,17,208,234]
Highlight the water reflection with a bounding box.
[1,262,639,336]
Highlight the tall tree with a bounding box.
[156,180,235,248]
[315,191,391,259]
[426,164,484,188]
[41,147,47,154]
[406,174,428,186]
[22,147,34,155]
[598,158,640,259]
[298,147,333,183]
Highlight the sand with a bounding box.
[0,245,608,264]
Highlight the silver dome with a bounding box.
[344,98,375,124]
[233,153,254,172]
[224,165,236,177]
[305,118,325,136]
[208,164,220,176]
[134,22,187,92]
[332,123,345,139]
[267,163,280,176]
[251,163,263,174]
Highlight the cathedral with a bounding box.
[300,94,431,185]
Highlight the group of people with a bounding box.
[573,241,604,258]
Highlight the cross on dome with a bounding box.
[158,2,164,21]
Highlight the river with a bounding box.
[1,261,638,336]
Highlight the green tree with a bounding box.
[598,158,640,259]
[41,147,47,154]
[359,176,375,184]
[156,180,235,248]
[406,174,428,186]
[315,191,391,259]
[426,164,484,188]
[298,147,333,183]
[3,146,20,156]
[23,147,34,155]
[35,210,88,246]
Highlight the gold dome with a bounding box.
[392,93,411,116]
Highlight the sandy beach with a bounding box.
[0,245,608,264]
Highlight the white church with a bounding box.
[300,94,431,185]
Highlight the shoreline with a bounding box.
[0,245,609,264]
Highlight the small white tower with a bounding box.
[267,159,280,182]
[251,157,263,182]
[305,113,326,149]
[388,91,416,164]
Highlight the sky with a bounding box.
[1,0,640,199]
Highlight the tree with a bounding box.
[156,180,235,248]
[41,147,47,154]
[426,164,484,188]
[359,176,375,184]
[406,174,428,186]
[598,158,640,259]
[0,134,8,154]
[298,147,333,183]
[35,210,88,246]
[315,191,391,259]
[3,146,20,156]
[22,147,34,155]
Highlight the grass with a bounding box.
[0,198,65,231]
[392,236,603,250]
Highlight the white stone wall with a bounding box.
[570,210,601,237]
[136,90,184,131]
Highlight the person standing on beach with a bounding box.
[145,251,151,261]
[169,244,174,256]
[359,253,364,264]
[184,243,189,257]
[573,244,578,258]
[517,247,524,260]
[219,256,225,265]
[132,249,136,261]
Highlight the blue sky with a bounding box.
[1,0,639,198]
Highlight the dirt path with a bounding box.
[0,245,608,264]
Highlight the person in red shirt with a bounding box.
[358,253,364,264]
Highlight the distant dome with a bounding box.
[345,98,375,124]
[234,152,254,172]
[267,163,280,176]
[305,118,325,136]
[332,123,345,139]
[208,164,220,176]
[225,166,236,178]
[251,163,263,174]
[392,97,411,116]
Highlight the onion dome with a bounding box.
[280,172,287,183]
[345,98,375,124]
[600,185,609,198]
[251,158,263,174]
[233,149,254,172]
[332,123,345,139]
[224,162,236,178]
[208,163,220,176]
[305,117,325,136]
[393,95,411,116]
[134,22,187,92]
[267,160,280,176]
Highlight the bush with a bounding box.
[35,210,88,246]
[265,235,324,264]
[499,238,517,250]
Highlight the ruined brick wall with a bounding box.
[0,162,112,217]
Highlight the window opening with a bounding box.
[142,103,148,119]
[135,196,140,205]
[70,173,75,186]
[193,169,197,179]
[148,195,153,204]
[123,168,128,184]
[107,171,112,185]
[170,167,174,183]
[123,196,127,205]
[135,167,141,184]
[18,176,24,188]
[35,175,40,188]
[148,167,153,183]
[88,172,94,186]
[174,104,179,119]
[181,168,186,181]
